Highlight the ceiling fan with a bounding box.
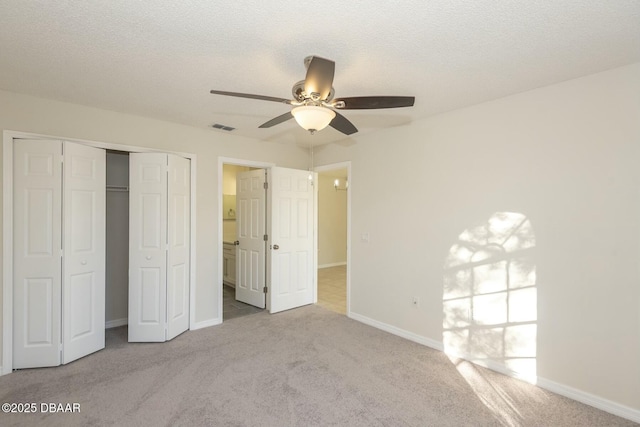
[210,56,415,135]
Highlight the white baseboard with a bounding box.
[536,377,640,423]
[105,318,128,329]
[190,317,222,330]
[348,311,640,424]
[318,261,347,269]
[348,312,443,351]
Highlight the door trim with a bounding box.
[2,130,198,375]
[314,161,352,317]
[217,157,274,323]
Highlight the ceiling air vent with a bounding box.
[211,123,235,131]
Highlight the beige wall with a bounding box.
[0,90,309,367]
[315,63,640,411]
[222,164,250,195]
[318,172,347,267]
[222,164,250,241]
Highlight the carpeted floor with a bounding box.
[0,305,635,426]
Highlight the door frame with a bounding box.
[314,161,352,317]
[2,130,198,374]
[217,157,274,321]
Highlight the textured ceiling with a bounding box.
[1,1,639,146]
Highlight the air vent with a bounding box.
[211,123,235,131]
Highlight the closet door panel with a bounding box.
[129,153,167,342]
[166,155,190,340]
[13,139,63,368]
[62,141,106,364]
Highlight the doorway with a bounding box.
[315,162,351,316]
[217,157,318,320]
[221,163,265,320]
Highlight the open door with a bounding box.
[268,167,316,313]
[129,153,190,342]
[62,141,106,364]
[235,169,267,308]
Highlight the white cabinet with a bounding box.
[223,243,236,287]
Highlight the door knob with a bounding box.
[273,244,279,250]
[146,256,152,260]
[81,260,87,265]
[234,240,240,246]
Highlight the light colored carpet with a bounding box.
[0,305,635,426]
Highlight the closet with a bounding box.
[12,139,191,369]
[106,151,130,329]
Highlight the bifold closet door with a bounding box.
[129,153,190,342]
[62,141,106,364]
[13,139,63,368]
[13,139,106,369]
[166,155,190,340]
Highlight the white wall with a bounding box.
[0,90,309,366]
[315,63,640,412]
[318,172,347,267]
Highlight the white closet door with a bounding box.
[166,154,190,340]
[268,167,316,313]
[62,141,106,364]
[13,139,63,369]
[129,153,167,342]
[236,169,267,308]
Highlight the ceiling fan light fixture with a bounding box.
[291,105,336,133]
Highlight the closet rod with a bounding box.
[106,185,129,192]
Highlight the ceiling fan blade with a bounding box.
[210,90,292,104]
[332,96,415,109]
[258,111,294,128]
[304,56,335,101]
[329,111,358,135]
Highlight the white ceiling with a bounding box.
[1,1,639,146]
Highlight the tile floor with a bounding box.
[223,285,264,320]
[223,265,347,320]
[317,265,347,315]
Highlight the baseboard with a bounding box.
[348,311,640,424]
[318,262,347,269]
[190,317,222,330]
[105,318,128,329]
[348,312,443,351]
[536,377,640,423]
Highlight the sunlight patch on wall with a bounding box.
[443,212,537,381]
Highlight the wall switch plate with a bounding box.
[361,232,370,243]
[412,296,420,307]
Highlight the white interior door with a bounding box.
[268,167,316,314]
[166,154,190,340]
[129,153,167,342]
[13,139,63,368]
[62,141,106,364]
[235,169,266,308]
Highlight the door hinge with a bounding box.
[263,286,268,294]
[263,182,268,190]
[263,234,268,241]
